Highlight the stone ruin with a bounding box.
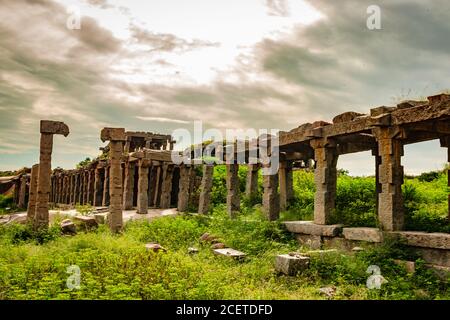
[7,93,450,271]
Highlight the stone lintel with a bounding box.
[342,227,384,243]
[40,120,69,136]
[284,221,343,237]
[387,231,450,250]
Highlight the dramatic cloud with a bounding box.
[0,0,448,174]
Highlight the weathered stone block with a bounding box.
[100,127,126,142]
[74,215,98,229]
[388,231,450,250]
[40,120,69,136]
[60,219,76,235]
[295,234,322,250]
[213,248,246,259]
[93,213,107,224]
[284,221,343,237]
[145,243,167,252]
[275,254,310,276]
[394,259,415,274]
[343,227,383,243]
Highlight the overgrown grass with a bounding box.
[0,208,448,300]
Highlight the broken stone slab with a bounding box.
[74,215,98,229]
[213,248,246,260]
[387,231,450,250]
[319,286,336,299]
[332,111,365,124]
[343,227,383,243]
[275,254,310,276]
[284,221,343,237]
[93,213,108,224]
[393,259,416,274]
[145,243,167,253]
[370,106,397,117]
[60,219,76,235]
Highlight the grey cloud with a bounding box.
[265,0,290,17]
[130,25,220,53]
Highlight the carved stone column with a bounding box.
[440,136,450,220]
[198,164,214,214]
[177,164,191,212]
[373,127,405,231]
[137,159,150,214]
[226,163,240,218]
[311,139,338,225]
[102,165,110,206]
[93,164,104,206]
[160,163,174,209]
[34,120,69,229]
[262,165,279,221]
[245,164,259,198]
[123,161,135,210]
[279,161,293,211]
[101,128,126,233]
[18,175,27,208]
[27,164,39,222]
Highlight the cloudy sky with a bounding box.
[0,0,449,175]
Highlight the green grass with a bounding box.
[0,208,448,300]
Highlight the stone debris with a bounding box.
[93,213,108,224]
[211,242,227,249]
[188,247,199,254]
[319,286,336,299]
[394,260,416,274]
[275,254,310,276]
[213,248,246,260]
[199,232,219,243]
[60,219,76,235]
[74,215,98,229]
[145,243,167,253]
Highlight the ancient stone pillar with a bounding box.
[81,170,87,204]
[27,164,39,222]
[50,175,55,203]
[137,159,150,214]
[93,165,104,206]
[72,172,79,205]
[77,172,83,204]
[177,164,191,212]
[279,161,293,211]
[18,175,27,208]
[373,127,404,231]
[34,120,69,229]
[245,164,259,198]
[372,147,382,215]
[151,164,162,207]
[101,128,126,233]
[311,139,338,225]
[102,166,110,206]
[86,169,94,205]
[160,163,174,209]
[226,163,240,218]
[198,164,214,214]
[63,174,69,204]
[123,161,135,210]
[262,166,280,221]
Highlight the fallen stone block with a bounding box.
[352,246,365,252]
[284,221,343,237]
[394,260,415,274]
[319,286,336,299]
[425,264,450,281]
[200,232,219,243]
[275,254,310,276]
[74,215,98,230]
[343,227,383,243]
[93,213,108,224]
[145,243,167,253]
[60,219,76,235]
[213,248,246,260]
